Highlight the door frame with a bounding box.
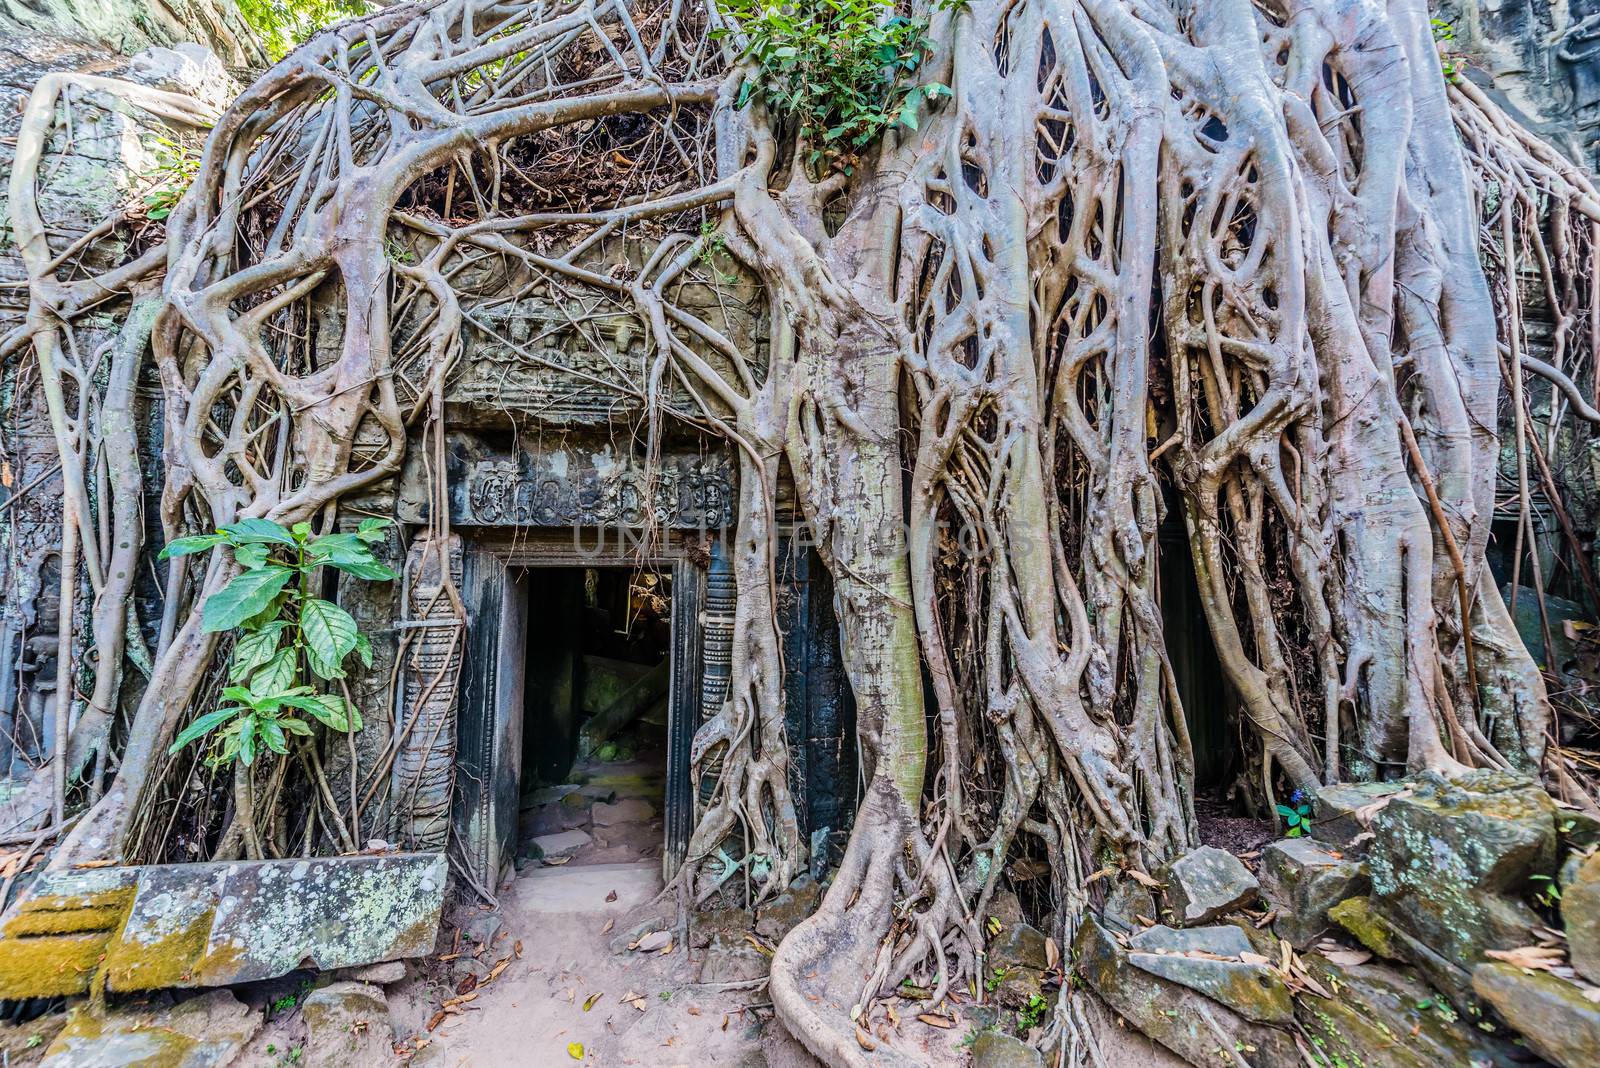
[453,530,705,889]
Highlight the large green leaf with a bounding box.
[220,518,297,547]
[158,533,227,560]
[229,622,287,682]
[238,714,258,765]
[249,648,298,697]
[260,717,289,755]
[169,706,240,754]
[355,517,392,544]
[301,597,358,678]
[202,567,293,632]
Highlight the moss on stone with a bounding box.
[0,933,109,997]
[104,906,215,990]
[1329,897,1398,959]
[4,904,127,937]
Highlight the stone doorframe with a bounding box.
[451,529,704,892]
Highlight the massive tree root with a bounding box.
[4,0,1598,1062]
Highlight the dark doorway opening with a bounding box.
[514,566,671,871]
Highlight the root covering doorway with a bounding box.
[451,534,703,892]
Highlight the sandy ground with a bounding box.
[374,860,1183,1068]
[389,861,823,1068]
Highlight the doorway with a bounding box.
[450,536,702,892]
[515,567,672,871]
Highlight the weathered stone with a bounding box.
[0,854,444,998]
[986,888,1026,929]
[348,959,407,984]
[1563,852,1600,984]
[41,989,259,1068]
[1100,877,1156,935]
[1072,917,1299,1066]
[970,1031,1044,1068]
[460,911,504,947]
[1474,962,1600,1068]
[1161,846,1258,926]
[1367,771,1555,977]
[1259,837,1368,948]
[1299,950,1525,1068]
[1125,925,1293,1024]
[698,930,769,984]
[302,981,395,1066]
[991,921,1050,972]
[592,798,656,826]
[1329,896,1401,960]
[1312,780,1408,851]
[689,905,756,949]
[105,853,444,992]
[754,877,821,942]
[1558,809,1600,853]
[530,829,591,859]
[634,930,672,952]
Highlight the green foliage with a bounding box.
[1432,18,1462,83]
[1276,799,1314,838]
[139,135,199,221]
[236,0,375,62]
[713,0,957,168]
[160,517,395,766]
[1016,992,1049,1032]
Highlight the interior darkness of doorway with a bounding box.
[518,567,672,793]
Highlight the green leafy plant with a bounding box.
[713,0,956,168]
[984,965,1008,993]
[140,135,200,222]
[160,517,396,766]
[1277,790,1313,838]
[1432,18,1462,83]
[1016,992,1049,1031]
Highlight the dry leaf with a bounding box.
[601,919,615,935]
[455,974,478,996]
[426,1010,446,1032]
[606,889,618,902]
[721,1014,730,1030]
[545,856,572,866]
[1318,944,1372,967]
[583,992,603,1011]
[514,940,524,959]
[918,1013,954,1029]
[1126,869,1162,889]
[487,958,510,983]
[1239,952,1271,965]
[1085,867,1116,884]
[855,1029,877,1051]
[1045,937,1060,970]
[73,860,114,869]
[1485,946,1566,972]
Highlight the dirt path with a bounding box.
[389,861,821,1067]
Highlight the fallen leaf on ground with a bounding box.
[567,1041,585,1060]
[855,1029,876,1051]
[606,889,618,902]
[455,974,478,995]
[1317,943,1372,967]
[918,1013,954,1029]
[1126,869,1162,889]
[583,992,603,1011]
[1485,945,1566,971]
[601,919,615,934]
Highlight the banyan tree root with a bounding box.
[3,0,1594,1062]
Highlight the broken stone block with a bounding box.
[1563,851,1600,984]
[1072,917,1299,1066]
[689,905,756,950]
[302,981,395,1065]
[1329,896,1400,959]
[530,829,592,860]
[105,853,445,991]
[1312,780,1408,851]
[1259,837,1367,948]
[1558,809,1600,853]
[592,798,656,826]
[1161,846,1258,926]
[634,930,672,952]
[460,911,503,948]
[970,1031,1044,1068]
[348,959,407,984]
[1100,876,1156,935]
[1299,949,1526,1068]
[698,930,769,983]
[1367,771,1555,978]
[987,921,1050,1008]
[0,854,445,998]
[1474,962,1600,1068]
[41,989,260,1068]
[1126,925,1292,1024]
[753,877,821,943]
